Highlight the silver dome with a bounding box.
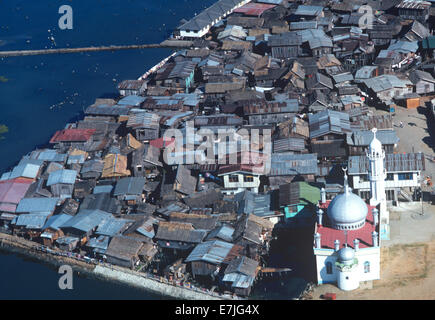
[338,247,355,264]
[327,187,368,230]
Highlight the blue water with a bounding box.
[0,0,216,299]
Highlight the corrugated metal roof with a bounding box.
[86,235,110,251]
[85,104,130,116]
[0,178,33,213]
[2,163,41,181]
[117,95,145,106]
[273,137,305,153]
[42,214,73,231]
[348,153,425,174]
[16,197,59,214]
[127,111,160,129]
[294,5,324,16]
[347,130,399,146]
[297,28,326,43]
[268,153,318,176]
[14,213,49,229]
[185,240,234,264]
[234,2,276,16]
[93,185,114,194]
[60,209,112,233]
[309,110,351,139]
[363,75,412,93]
[236,190,274,218]
[290,21,318,30]
[113,177,146,196]
[96,218,132,237]
[50,129,96,144]
[206,224,235,242]
[178,0,243,31]
[47,169,77,186]
[33,149,67,162]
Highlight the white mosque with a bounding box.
[313,128,388,291]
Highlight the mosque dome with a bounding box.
[327,170,368,230]
[338,247,355,264]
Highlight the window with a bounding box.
[244,175,254,183]
[326,262,333,274]
[398,173,413,181]
[386,173,394,181]
[364,261,370,273]
[229,175,239,183]
[360,174,369,182]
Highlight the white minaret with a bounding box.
[367,128,389,230]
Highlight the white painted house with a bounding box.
[217,152,267,195]
[176,0,251,39]
[348,151,425,204]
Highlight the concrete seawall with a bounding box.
[93,265,226,300]
[0,233,231,300]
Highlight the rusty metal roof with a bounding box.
[348,153,425,174]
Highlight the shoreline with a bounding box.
[0,233,231,300]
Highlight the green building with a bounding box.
[279,181,321,225]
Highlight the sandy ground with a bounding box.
[306,105,435,300]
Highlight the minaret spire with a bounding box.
[343,167,350,193]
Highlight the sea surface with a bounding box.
[0,0,309,299]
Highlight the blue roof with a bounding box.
[16,198,60,214]
[34,149,67,162]
[14,214,50,229]
[117,95,146,106]
[387,40,419,53]
[67,154,86,165]
[185,240,234,264]
[113,177,146,196]
[47,169,77,186]
[86,235,110,251]
[43,214,73,231]
[206,224,235,242]
[164,111,193,126]
[96,218,132,237]
[236,190,275,218]
[9,163,41,180]
[93,185,114,194]
[295,5,324,16]
[268,153,318,176]
[60,209,112,233]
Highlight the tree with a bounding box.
[0,125,8,140]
